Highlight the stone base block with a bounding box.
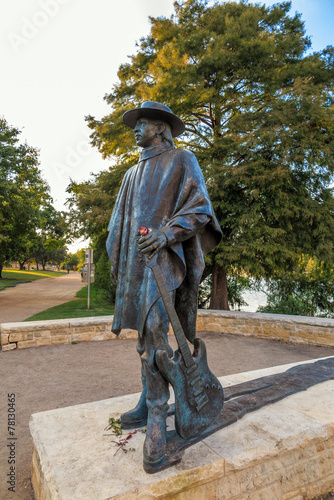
[29,358,334,500]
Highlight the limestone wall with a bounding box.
[1,310,334,351]
[0,317,137,351]
[196,310,334,346]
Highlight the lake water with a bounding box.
[238,288,268,313]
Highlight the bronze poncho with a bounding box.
[106,143,222,342]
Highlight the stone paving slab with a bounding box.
[30,357,334,500]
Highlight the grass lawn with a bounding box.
[24,285,114,321]
[0,269,66,290]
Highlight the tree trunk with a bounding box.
[210,263,230,310]
[19,261,25,270]
[35,259,39,270]
[0,264,2,279]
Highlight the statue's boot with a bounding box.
[143,363,169,469]
[121,363,148,429]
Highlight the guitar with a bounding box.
[145,254,224,440]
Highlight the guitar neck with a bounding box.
[150,263,195,370]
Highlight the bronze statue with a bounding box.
[106,101,222,471]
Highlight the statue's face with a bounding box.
[134,118,161,148]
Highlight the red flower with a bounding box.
[138,226,149,236]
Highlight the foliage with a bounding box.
[30,204,68,270]
[64,252,80,269]
[0,118,68,274]
[65,162,134,296]
[65,160,133,258]
[65,248,86,272]
[0,117,51,276]
[198,274,251,310]
[227,276,252,310]
[76,249,86,269]
[257,256,334,317]
[198,275,212,309]
[106,417,122,436]
[72,0,334,309]
[30,235,67,270]
[94,250,117,303]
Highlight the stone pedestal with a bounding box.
[30,358,334,500]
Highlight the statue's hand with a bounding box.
[137,229,167,259]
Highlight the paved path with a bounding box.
[0,272,84,323]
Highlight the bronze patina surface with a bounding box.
[106,101,222,471]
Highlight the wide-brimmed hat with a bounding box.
[122,101,185,137]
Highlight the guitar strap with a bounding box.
[146,255,198,370]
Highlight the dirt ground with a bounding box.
[1,332,334,500]
[0,272,84,323]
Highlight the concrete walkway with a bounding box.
[0,272,84,323]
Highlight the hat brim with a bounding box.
[122,108,185,138]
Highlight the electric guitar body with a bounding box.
[156,338,224,440]
[145,253,224,440]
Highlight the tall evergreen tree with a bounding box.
[84,0,334,308]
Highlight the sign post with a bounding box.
[85,249,94,310]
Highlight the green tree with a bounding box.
[257,256,334,317]
[63,249,87,272]
[0,117,50,277]
[36,204,68,270]
[33,236,67,271]
[64,252,80,269]
[65,159,133,262]
[83,0,334,308]
[75,248,86,271]
[16,204,68,270]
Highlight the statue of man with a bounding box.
[106,101,221,469]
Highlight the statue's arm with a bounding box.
[137,213,209,259]
[160,213,209,245]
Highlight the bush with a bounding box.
[257,277,334,317]
[94,250,116,303]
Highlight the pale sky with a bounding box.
[1,0,333,252]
